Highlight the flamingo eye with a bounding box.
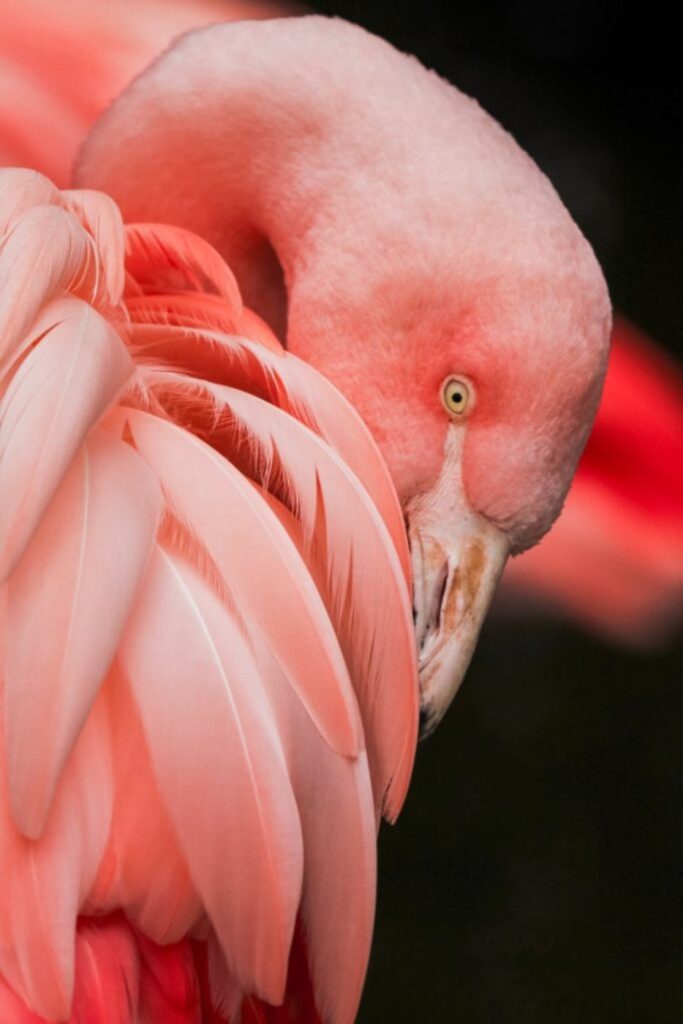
[441,376,474,417]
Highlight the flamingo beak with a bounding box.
[408,480,509,738]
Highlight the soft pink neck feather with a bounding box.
[76,15,537,344]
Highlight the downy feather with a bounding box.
[125,222,243,312]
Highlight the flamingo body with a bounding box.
[0,170,415,1022]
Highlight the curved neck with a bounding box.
[77,18,419,338]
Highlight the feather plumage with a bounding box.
[0,167,419,1024]
[117,406,363,759]
[147,372,417,818]
[5,429,161,837]
[120,543,303,1002]
[0,299,132,580]
[125,222,243,311]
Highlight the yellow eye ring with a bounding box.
[441,375,474,417]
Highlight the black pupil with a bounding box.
[451,391,463,403]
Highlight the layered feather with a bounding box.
[0,298,132,580]
[120,542,304,1002]
[5,429,161,837]
[0,169,418,1023]
[146,373,417,818]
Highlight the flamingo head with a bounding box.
[292,202,610,735]
[276,26,612,733]
[76,16,611,735]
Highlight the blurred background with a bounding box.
[1,1,680,1021]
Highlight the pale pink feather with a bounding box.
[0,697,112,1020]
[0,168,418,1024]
[116,406,362,759]
[252,633,377,1024]
[0,298,132,580]
[62,190,126,307]
[0,169,61,235]
[127,318,410,581]
[147,372,417,818]
[120,543,303,1002]
[90,667,203,945]
[5,429,161,838]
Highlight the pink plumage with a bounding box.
[0,169,413,1022]
[0,13,612,1024]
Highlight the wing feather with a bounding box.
[91,665,203,945]
[63,189,126,307]
[5,430,161,838]
[115,406,362,759]
[0,695,112,1020]
[0,204,94,368]
[253,636,376,1024]
[120,543,303,1002]
[127,318,410,581]
[149,375,417,819]
[0,168,62,237]
[0,299,133,580]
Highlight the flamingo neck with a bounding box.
[76,18,412,341]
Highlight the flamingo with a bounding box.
[0,15,610,1024]
[2,0,678,649]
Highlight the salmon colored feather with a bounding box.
[0,0,678,646]
[0,12,614,1024]
[0,166,414,1022]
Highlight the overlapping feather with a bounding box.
[0,168,418,1024]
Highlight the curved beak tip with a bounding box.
[418,706,439,741]
[411,511,509,736]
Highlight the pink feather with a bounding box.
[5,429,161,837]
[127,318,410,582]
[125,222,243,311]
[63,190,126,307]
[92,667,203,945]
[117,405,362,759]
[0,204,94,366]
[0,697,112,1020]
[149,373,418,818]
[0,299,133,581]
[0,169,420,1023]
[0,169,61,237]
[137,932,202,1024]
[120,543,303,1002]
[70,917,140,1024]
[252,638,377,1024]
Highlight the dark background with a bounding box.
[306,3,682,1022]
